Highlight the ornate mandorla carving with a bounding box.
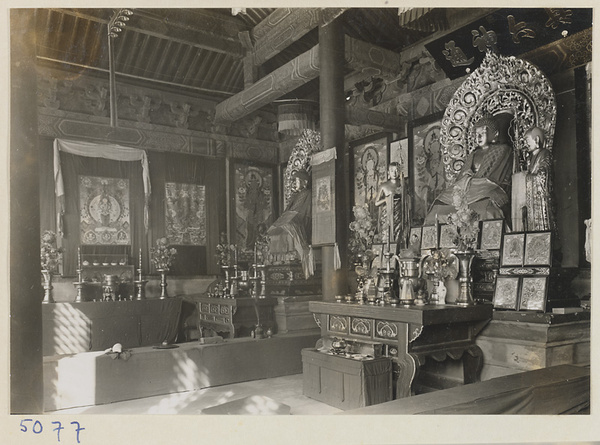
[440,51,557,183]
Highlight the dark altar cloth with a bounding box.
[341,364,589,415]
[42,298,182,356]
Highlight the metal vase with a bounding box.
[455,251,476,306]
[158,269,169,299]
[41,269,54,304]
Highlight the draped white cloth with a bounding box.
[53,139,151,234]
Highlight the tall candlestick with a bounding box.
[254,243,257,265]
[234,246,238,265]
[78,247,81,269]
[139,248,142,269]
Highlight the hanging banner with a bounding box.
[79,175,130,245]
[311,147,337,246]
[165,182,207,246]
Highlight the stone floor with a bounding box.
[46,373,342,415]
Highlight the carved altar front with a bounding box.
[307,301,492,403]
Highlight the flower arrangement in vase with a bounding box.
[421,248,459,304]
[40,230,63,303]
[446,182,480,305]
[348,204,379,303]
[215,232,236,268]
[348,204,378,266]
[150,238,177,299]
[150,237,178,272]
[447,183,480,252]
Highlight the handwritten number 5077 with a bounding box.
[20,419,84,443]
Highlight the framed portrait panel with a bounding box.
[439,224,458,249]
[500,232,525,267]
[350,133,391,224]
[519,276,548,311]
[524,231,552,266]
[493,276,520,310]
[408,112,446,225]
[421,225,439,250]
[480,219,504,251]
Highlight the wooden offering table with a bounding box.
[308,301,493,401]
[193,295,277,338]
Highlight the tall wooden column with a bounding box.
[10,9,44,413]
[319,18,349,301]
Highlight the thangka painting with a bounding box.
[351,133,390,222]
[409,113,445,225]
[79,175,130,245]
[165,182,206,245]
[233,163,274,251]
[315,176,331,213]
[519,276,548,311]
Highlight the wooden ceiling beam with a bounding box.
[215,36,402,124]
[251,8,345,66]
[214,45,320,124]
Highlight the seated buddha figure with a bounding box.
[424,115,513,225]
[267,169,313,278]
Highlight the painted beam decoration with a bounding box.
[425,8,592,79]
[79,175,130,245]
[165,182,207,246]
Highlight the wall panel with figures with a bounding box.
[230,161,277,263]
[408,112,445,226]
[349,133,392,240]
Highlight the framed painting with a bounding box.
[524,231,552,266]
[389,138,409,179]
[408,226,422,251]
[493,276,520,310]
[421,225,439,250]
[231,161,275,254]
[408,112,446,225]
[480,219,504,251]
[439,224,458,249]
[500,232,525,267]
[519,276,548,311]
[350,133,392,224]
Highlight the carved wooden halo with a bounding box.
[283,129,322,203]
[440,51,557,184]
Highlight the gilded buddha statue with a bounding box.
[424,114,513,225]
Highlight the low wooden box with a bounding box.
[302,348,392,410]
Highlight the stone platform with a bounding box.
[43,332,320,412]
[476,310,590,380]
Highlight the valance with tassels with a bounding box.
[53,139,151,235]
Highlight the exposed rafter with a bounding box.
[49,8,245,58]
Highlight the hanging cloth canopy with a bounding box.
[53,138,151,235]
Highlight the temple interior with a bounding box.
[7,6,596,441]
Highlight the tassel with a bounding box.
[333,243,341,270]
[308,246,315,277]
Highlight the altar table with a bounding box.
[191,295,277,338]
[42,298,182,356]
[308,301,493,401]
